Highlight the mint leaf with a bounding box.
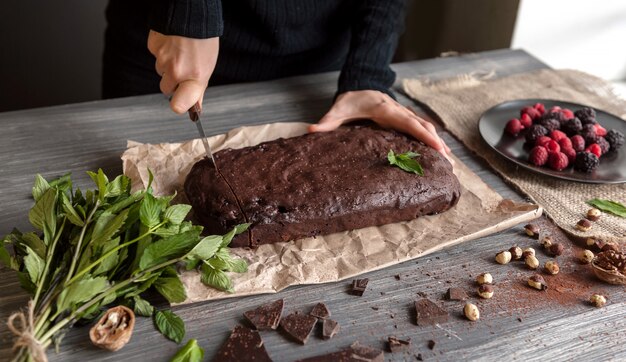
[587,199,626,218]
[140,192,161,228]
[56,277,109,313]
[106,174,129,198]
[200,263,233,292]
[28,187,57,233]
[24,246,45,284]
[87,169,109,202]
[387,150,424,176]
[93,237,121,275]
[61,193,84,227]
[187,235,222,260]
[221,224,250,248]
[133,296,154,317]
[48,172,72,193]
[32,174,50,201]
[154,310,185,343]
[90,209,129,248]
[170,339,204,362]
[154,275,187,304]
[164,204,192,225]
[0,241,13,269]
[21,232,46,260]
[139,229,202,270]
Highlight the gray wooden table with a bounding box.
[1,49,624,362]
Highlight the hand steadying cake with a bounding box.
[103,0,450,161]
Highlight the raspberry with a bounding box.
[574,152,599,173]
[558,137,572,150]
[545,140,561,154]
[562,117,583,136]
[529,146,549,166]
[538,117,560,132]
[549,106,562,113]
[521,106,542,120]
[525,125,549,143]
[594,124,607,136]
[505,118,523,136]
[533,103,546,115]
[570,135,585,152]
[585,144,602,158]
[562,147,576,164]
[548,152,569,171]
[535,136,552,148]
[561,108,574,120]
[575,107,596,125]
[605,129,625,151]
[549,130,567,142]
[581,124,597,144]
[596,137,610,155]
[520,113,533,128]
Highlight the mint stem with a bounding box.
[33,218,66,309]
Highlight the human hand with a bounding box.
[147,30,219,114]
[309,90,453,163]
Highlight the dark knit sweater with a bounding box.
[103,0,407,98]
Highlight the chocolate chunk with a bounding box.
[388,336,411,353]
[280,312,318,344]
[295,342,384,362]
[416,353,423,360]
[350,278,369,296]
[310,302,331,319]
[212,325,272,362]
[322,319,340,340]
[415,298,449,326]
[427,340,436,350]
[445,287,468,301]
[394,274,401,280]
[243,299,284,330]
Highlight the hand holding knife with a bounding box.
[187,101,217,167]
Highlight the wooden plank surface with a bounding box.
[1,49,624,361]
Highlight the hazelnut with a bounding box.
[601,242,619,252]
[464,303,480,321]
[525,255,540,270]
[586,208,601,221]
[589,294,607,308]
[522,247,536,259]
[528,274,548,290]
[509,246,523,261]
[548,243,564,257]
[540,235,553,249]
[524,224,540,238]
[579,250,594,264]
[477,284,494,299]
[586,238,596,247]
[544,261,560,275]
[495,251,512,265]
[476,273,493,285]
[576,219,592,232]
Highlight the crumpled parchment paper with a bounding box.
[121,122,542,304]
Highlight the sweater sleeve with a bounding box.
[337,0,408,98]
[148,0,224,39]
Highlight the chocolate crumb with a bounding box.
[416,353,424,361]
[427,340,436,350]
[517,317,522,322]
[371,307,379,311]
[388,336,411,353]
[394,274,401,280]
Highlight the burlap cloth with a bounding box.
[403,69,626,242]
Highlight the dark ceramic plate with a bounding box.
[478,99,626,184]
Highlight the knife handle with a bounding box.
[188,101,202,122]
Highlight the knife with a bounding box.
[188,101,217,167]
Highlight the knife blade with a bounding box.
[188,101,217,167]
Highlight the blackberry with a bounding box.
[525,125,549,144]
[596,137,610,155]
[605,129,625,151]
[574,107,596,125]
[538,117,560,132]
[581,124,597,144]
[573,152,599,173]
[561,117,583,136]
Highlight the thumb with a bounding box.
[309,111,346,133]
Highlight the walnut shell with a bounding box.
[591,250,626,285]
[89,305,135,351]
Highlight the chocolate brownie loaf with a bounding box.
[184,125,461,247]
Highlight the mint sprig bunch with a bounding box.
[1,170,248,360]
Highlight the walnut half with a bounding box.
[89,305,136,351]
[591,250,626,285]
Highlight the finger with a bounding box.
[159,73,178,96]
[309,111,349,133]
[170,80,206,114]
[401,107,450,155]
[155,58,167,77]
